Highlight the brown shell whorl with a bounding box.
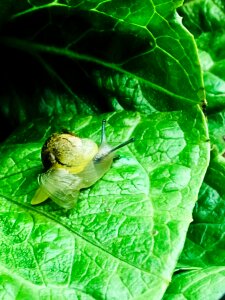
[41,133,76,170]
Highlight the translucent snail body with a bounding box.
[31,120,134,209]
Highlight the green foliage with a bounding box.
[0,0,224,299]
[0,110,209,299]
[164,267,225,300]
[180,0,225,113]
[164,1,225,299]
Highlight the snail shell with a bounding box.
[41,133,98,173]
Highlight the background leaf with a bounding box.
[164,267,225,300]
[179,0,225,113]
[166,2,225,298]
[178,153,225,269]
[165,152,225,300]
[0,0,204,141]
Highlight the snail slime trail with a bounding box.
[31,120,135,209]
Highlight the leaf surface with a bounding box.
[180,0,225,112]
[179,153,225,269]
[164,2,225,298]
[0,0,204,132]
[164,266,225,300]
[0,109,209,299]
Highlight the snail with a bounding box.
[31,120,134,209]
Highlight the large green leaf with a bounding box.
[163,2,225,298]
[0,0,204,137]
[0,109,209,299]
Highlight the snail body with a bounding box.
[31,120,134,209]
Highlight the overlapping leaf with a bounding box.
[167,2,225,298]
[164,267,225,300]
[0,0,203,134]
[180,0,225,112]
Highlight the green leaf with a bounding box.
[180,0,225,112]
[198,33,225,113]
[164,267,225,300]
[178,153,225,269]
[180,1,225,153]
[180,0,225,35]
[0,0,204,132]
[207,110,225,154]
[169,152,225,299]
[0,109,209,299]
